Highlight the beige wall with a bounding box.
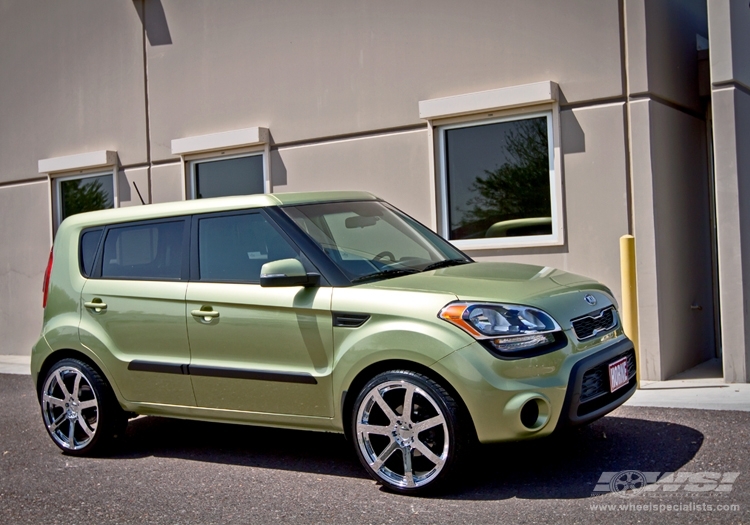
[711,87,750,383]
[0,181,51,355]
[272,128,432,225]
[1,0,745,384]
[0,1,147,183]
[147,0,624,161]
[709,0,750,382]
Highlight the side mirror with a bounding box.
[260,258,320,287]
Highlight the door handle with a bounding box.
[191,309,220,322]
[84,300,107,313]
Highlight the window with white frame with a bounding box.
[188,152,264,199]
[171,127,271,200]
[55,171,116,226]
[421,81,563,249]
[439,111,556,245]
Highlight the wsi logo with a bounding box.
[593,471,741,498]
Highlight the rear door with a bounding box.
[185,209,334,417]
[79,218,195,406]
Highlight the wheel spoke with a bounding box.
[78,399,97,410]
[48,412,66,431]
[413,415,444,433]
[402,383,415,422]
[372,390,398,424]
[358,424,392,436]
[370,439,399,471]
[54,371,71,399]
[67,418,76,446]
[413,439,444,467]
[77,415,94,437]
[71,372,82,401]
[43,394,65,408]
[402,448,415,487]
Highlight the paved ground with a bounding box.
[1,373,748,525]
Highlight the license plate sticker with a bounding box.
[608,357,629,393]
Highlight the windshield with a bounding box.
[283,200,471,283]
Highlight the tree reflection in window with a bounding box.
[445,116,553,240]
[60,174,114,221]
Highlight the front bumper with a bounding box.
[430,333,636,443]
[555,337,636,429]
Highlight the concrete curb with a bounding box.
[0,356,31,376]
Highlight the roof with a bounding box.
[59,190,378,229]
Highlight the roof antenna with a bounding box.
[132,181,146,205]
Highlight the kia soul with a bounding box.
[33,191,636,495]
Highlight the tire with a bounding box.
[39,358,127,456]
[350,370,467,495]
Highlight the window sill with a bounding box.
[449,234,563,251]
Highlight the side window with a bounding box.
[190,154,264,199]
[198,213,299,283]
[53,171,116,229]
[79,229,103,277]
[101,221,185,280]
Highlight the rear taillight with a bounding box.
[42,247,53,308]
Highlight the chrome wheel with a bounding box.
[355,378,449,489]
[41,365,99,451]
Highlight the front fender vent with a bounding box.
[333,312,370,328]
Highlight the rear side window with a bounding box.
[101,221,185,280]
[198,212,300,283]
[79,229,103,277]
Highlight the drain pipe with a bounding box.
[620,235,641,387]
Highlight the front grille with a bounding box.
[578,349,636,410]
[571,306,617,340]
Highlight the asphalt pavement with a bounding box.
[1,372,748,524]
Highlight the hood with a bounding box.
[361,262,616,328]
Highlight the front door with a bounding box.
[186,210,334,417]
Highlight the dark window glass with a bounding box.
[101,221,185,280]
[444,116,552,240]
[199,213,299,282]
[59,174,114,222]
[80,229,103,277]
[194,155,264,199]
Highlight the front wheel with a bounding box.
[40,358,126,456]
[351,370,467,495]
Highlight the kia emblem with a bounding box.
[584,294,597,306]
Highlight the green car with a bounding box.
[33,191,635,495]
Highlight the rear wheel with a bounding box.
[40,358,126,456]
[351,370,467,495]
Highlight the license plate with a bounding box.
[608,357,629,393]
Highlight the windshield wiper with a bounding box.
[352,268,420,283]
[421,259,472,272]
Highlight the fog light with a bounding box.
[490,333,554,352]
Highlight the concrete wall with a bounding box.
[708,0,750,383]
[626,0,714,380]
[0,1,147,181]
[146,0,624,160]
[0,0,739,385]
[0,181,51,355]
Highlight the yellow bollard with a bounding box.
[620,235,640,387]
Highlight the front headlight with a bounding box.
[438,302,562,354]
